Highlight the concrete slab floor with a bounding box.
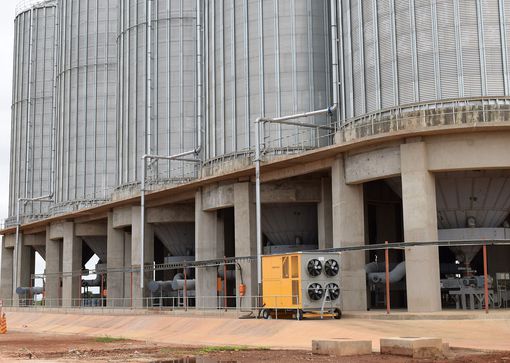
[3,310,510,352]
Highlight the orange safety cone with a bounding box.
[0,313,7,334]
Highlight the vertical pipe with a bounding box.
[140,157,146,291]
[483,244,489,314]
[255,119,262,304]
[330,0,339,118]
[223,257,227,311]
[183,265,188,311]
[130,270,133,308]
[100,273,104,306]
[385,241,390,315]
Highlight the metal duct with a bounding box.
[366,261,406,285]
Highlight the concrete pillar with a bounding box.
[62,222,82,307]
[401,141,441,312]
[131,206,154,307]
[318,177,333,250]
[234,182,257,309]
[45,226,62,307]
[107,212,126,307]
[14,240,34,306]
[195,189,224,309]
[0,242,13,305]
[331,155,367,311]
[123,232,132,304]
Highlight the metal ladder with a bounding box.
[320,288,334,319]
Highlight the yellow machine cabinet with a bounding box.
[262,252,342,320]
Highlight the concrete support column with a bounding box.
[123,232,132,303]
[0,242,13,305]
[62,222,82,307]
[332,155,367,311]
[14,240,33,306]
[195,189,224,309]
[107,212,126,307]
[45,226,62,307]
[318,177,333,250]
[234,182,257,309]
[131,206,154,307]
[401,141,441,312]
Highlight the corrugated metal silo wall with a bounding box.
[8,4,57,223]
[339,0,510,120]
[204,0,332,163]
[117,0,198,186]
[55,0,118,210]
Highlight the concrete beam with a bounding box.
[427,132,510,171]
[234,182,257,308]
[4,234,15,249]
[401,141,441,313]
[75,222,107,237]
[260,179,322,203]
[332,156,367,311]
[112,206,132,229]
[62,222,82,307]
[345,146,401,184]
[145,190,196,208]
[48,222,65,240]
[74,212,108,224]
[23,233,46,246]
[45,225,62,307]
[201,183,235,211]
[260,158,334,183]
[146,204,194,224]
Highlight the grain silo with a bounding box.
[117,0,199,189]
[8,0,58,226]
[203,0,332,168]
[53,0,119,213]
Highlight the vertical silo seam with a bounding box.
[83,0,89,200]
[307,0,315,145]
[430,0,441,99]
[211,0,216,157]
[476,0,488,96]
[166,0,171,169]
[388,0,399,107]
[346,0,354,118]
[243,0,250,149]
[24,8,33,201]
[453,0,465,97]
[274,0,281,147]
[324,0,332,123]
[498,0,509,95]
[371,0,381,111]
[408,0,419,102]
[356,0,366,115]
[338,0,346,121]
[259,0,265,119]
[231,0,237,153]
[220,0,225,156]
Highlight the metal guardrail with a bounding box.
[15,0,56,15]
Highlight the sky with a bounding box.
[0,0,16,223]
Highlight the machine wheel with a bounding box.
[262,309,272,320]
[334,308,342,320]
[296,309,304,321]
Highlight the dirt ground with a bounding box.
[0,332,509,363]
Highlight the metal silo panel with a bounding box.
[205,0,330,162]
[118,0,197,186]
[377,0,396,110]
[55,0,118,211]
[436,0,460,98]
[8,3,57,224]
[415,0,436,101]
[460,1,482,97]
[394,0,416,105]
[483,0,505,96]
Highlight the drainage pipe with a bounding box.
[254,0,340,301]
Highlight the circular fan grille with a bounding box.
[324,259,339,277]
[307,259,323,277]
[308,283,324,301]
[325,283,340,300]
